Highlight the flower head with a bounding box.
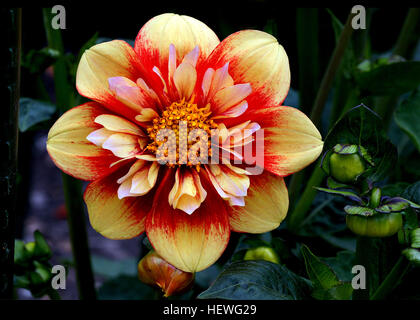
[46,13,323,272]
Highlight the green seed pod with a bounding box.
[243,246,280,264]
[370,188,381,208]
[329,152,366,183]
[346,212,403,238]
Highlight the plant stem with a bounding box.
[287,10,355,222]
[374,8,420,127]
[61,174,96,299]
[42,8,96,300]
[287,163,325,232]
[310,11,356,127]
[296,8,320,115]
[352,236,372,300]
[393,8,420,57]
[370,256,410,300]
[47,288,62,300]
[0,8,21,299]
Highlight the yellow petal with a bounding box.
[229,172,289,233]
[46,102,118,181]
[86,128,113,147]
[146,171,230,272]
[168,168,207,215]
[173,62,197,100]
[207,164,250,202]
[108,76,158,113]
[94,114,145,136]
[102,133,141,158]
[211,83,252,115]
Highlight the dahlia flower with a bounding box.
[46,13,323,272]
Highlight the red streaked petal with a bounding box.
[84,166,155,240]
[204,30,290,113]
[134,13,219,80]
[146,171,230,272]
[76,40,143,121]
[252,106,323,176]
[46,102,119,181]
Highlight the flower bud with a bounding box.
[138,251,194,297]
[244,246,280,264]
[329,145,366,183]
[370,188,381,208]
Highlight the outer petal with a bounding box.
[146,171,230,272]
[46,102,118,181]
[84,166,155,239]
[228,172,289,233]
[204,30,290,112]
[76,40,143,121]
[134,13,219,79]
[252,106,323,177]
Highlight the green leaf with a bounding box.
[326,177,352,189]
[322,251,356,282]
[98,275,157,300]
[344,205,376,216]
[402,181,420,204]
[315,187,364,204]
[301,245,353,300]
[402,248,420,266]
[395,91,420,152]
[14,240,30,265]
[33,230,52,259]
[333,144,358,154]
[312,282,353,300]
[21,47,60,74]
[356,61,420,96]
[197,261,312,300]
[301,245,340,289]
[19,97,56,132]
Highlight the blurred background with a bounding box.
[15,3,416,299]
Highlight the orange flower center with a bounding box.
[145,98,218,171]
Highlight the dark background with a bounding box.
[21,3,408,93]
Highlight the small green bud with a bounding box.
[370,188,381,208]
[244,247,280,264]
[25,242,36,255]
[329,152,365,183]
